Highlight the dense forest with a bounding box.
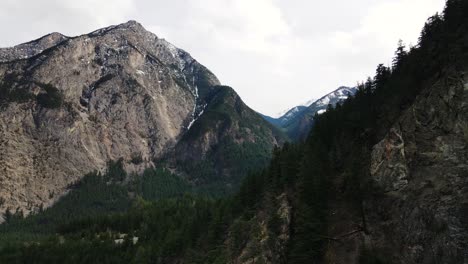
[1,0,467,263]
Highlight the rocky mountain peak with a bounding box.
[88,20,148,38]
[117,20,144,29]
[42,32,67,42]
[0,21,278,218]
[80,20,218,92]
[0,21,218,216]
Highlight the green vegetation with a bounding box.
[36,82,63,108]
[130,152,143,165]
[0,73,34,106]
[0,171,249,263]
[0,76,64,109]
[176,85,287,191]
[135,167,193,200]
[0,160,197,244]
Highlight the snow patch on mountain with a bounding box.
[187,103,207,130]
[314,86,356,108]
[316,96,331,107]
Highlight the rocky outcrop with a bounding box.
[370,127,409,192]
[365,71,468,263]
[226,192,291,264]
[0,21,282,219]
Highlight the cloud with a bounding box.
[144,0,292,59]
[0,0,446,116]
[0,0,136,46]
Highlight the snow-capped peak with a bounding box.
[272,98,315,118]
[265,86,357,126]
[314,86,356,107]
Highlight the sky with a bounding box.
[0,0,446,117]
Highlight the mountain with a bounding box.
[0,21,285,217]
[260,105,308,127]
[264,86,357,140]
[270,98,317,120]
[168,85,287,187]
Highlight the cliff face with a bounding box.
[0,21,282,217]
[323,70,468,264]
[364,70,468,263]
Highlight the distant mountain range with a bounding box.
[262,86,358,140]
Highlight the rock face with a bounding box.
[0,21,282,217]
[365,71,468,263]
[224,192,291,264]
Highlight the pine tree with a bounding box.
[374,64,391,90]
[392,40,407,69]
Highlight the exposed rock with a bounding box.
[365,71,468,263]
[370,127,409,192]
[226,192,291,264]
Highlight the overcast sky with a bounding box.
[0,0,446,116]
